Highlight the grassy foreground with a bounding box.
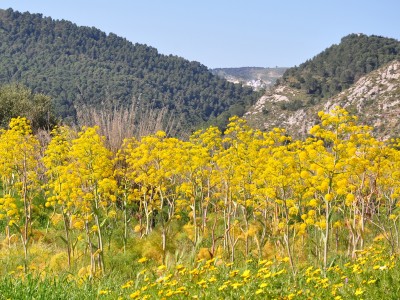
[0,242,399,299]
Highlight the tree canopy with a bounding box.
[0,83,56,130]
[0,8,259,134]
[281,34,400,99]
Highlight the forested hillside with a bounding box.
[246,34,400,137]
[281,34,400,98]
[0,8,259,132]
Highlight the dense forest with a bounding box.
[0,8,259,133]
[280,34,400,99]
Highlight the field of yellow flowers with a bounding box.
[0,107,399,299]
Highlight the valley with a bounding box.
[0,7,399,300]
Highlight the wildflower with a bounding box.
[288,293,296,300]
[130,290,141,299]
[189,268,200,276]
[289,206,299,216]
[121,280,133,289]
[241,269,251,279]
[255,289,264,295]
[231,282,243,289]
[354,288,364,296]
[281,256,290,263]
[229,270,239,277]
[99,290,109,295]
[138,257,148,263]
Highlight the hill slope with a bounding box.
[281,34,400,98]
[245,34,400,138]
[211,67,287,90]
[0,8,259,132]
[245,60,400,138]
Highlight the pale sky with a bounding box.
[1,0,399,68]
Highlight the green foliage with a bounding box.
[0,275,101,300]
[0,8,259,134]
[282,34,400,98]
[0,83,56,130]
[1,246,400,299]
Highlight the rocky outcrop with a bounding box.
[245,61,400,139]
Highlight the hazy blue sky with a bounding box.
[1,1,399,68]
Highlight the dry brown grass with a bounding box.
[75,100,178,151]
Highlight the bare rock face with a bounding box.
[245,61,400,139]
[211,67,287,91]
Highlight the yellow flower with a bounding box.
[138,257,148,263]
[197,279,207,287]
[231,282,243,289]
[130,290,141,299]
[255,289,264,295]
[288,293,296,300]
[99,290,109,295]
[345,194,355,206]
[165,290,174,297]
[121,280,133,289]
[281,257,290,263]
[354,288,364,296]
[241,269,251,279]
[288,206,299,216]
[333,221,342,228]
[308,199,318,207]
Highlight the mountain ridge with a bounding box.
[245,60,400,138]
[244,34,400,138]
[0,8,259,134]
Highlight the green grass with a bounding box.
[1,243,400,299]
